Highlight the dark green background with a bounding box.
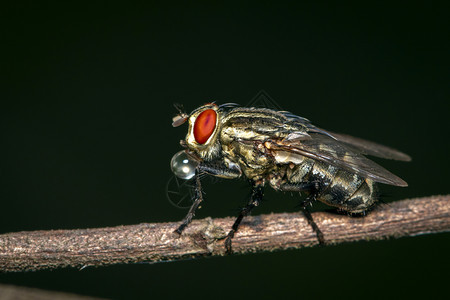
[1,2,449,299]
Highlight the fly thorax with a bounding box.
[268,166,287,190]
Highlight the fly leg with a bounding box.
[280,181,325,245]
[225,181,264,254]
[300,195,325,246]
[174,169,203,234]
[174,160,241,235]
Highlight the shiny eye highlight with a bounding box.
[193,109,217,144]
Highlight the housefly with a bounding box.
[170,103,410,253]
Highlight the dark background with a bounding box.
[1,1,449,299]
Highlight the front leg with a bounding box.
[198,158,241,179]
[174,159,241,234]
[225,181,264,254]
[174,169,204,234]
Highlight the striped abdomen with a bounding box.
[284,158,377,213]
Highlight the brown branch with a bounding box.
[1,195,449,272]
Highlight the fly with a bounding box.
[170,103,410,253]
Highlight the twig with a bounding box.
[0,195,449,272]
[0,283,106,300]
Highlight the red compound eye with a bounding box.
[193,109,217,144]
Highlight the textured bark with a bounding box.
[0,195,449,272]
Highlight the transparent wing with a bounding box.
[324,130,411,162]
[280,111,411,162]
[271,133,408,187]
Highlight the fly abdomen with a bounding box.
[283,158,377,214]
[343,178,377,213]
[317,170,376,213]
[308,161,339,191]
[282,159,338,193]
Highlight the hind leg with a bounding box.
[279,182,325,245]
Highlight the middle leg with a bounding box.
[225,181,264,254]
